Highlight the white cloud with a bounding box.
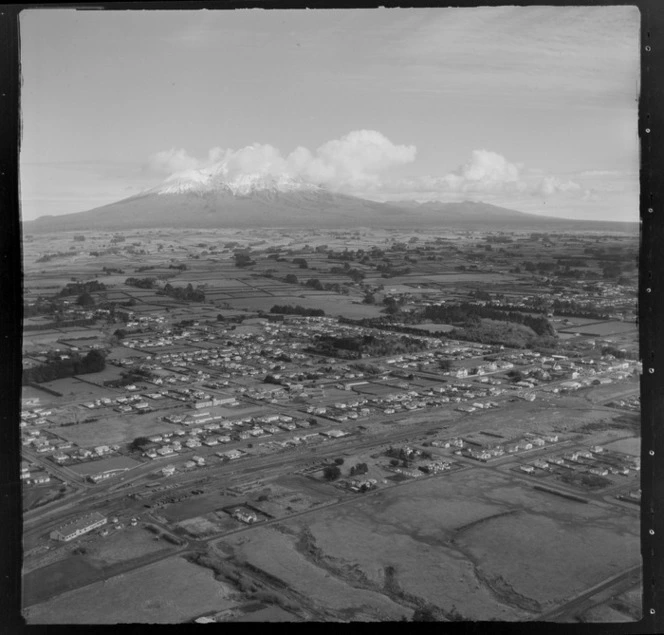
[534,175,582,197]
[144,141,594,209]
[375,150,530,198]
[443,149,525,194]
[145,130,416,191]
[304,130,416,188]
[145,148,200,175]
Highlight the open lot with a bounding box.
[35,377,118,401]
[221,526,409,621]
[602,437,640,456]
[67,455,142,477]
[558,321,637,337]
[83,526,171,567]
[161,492,241,523]
[218,467,640,621]
[176,512,243,538]
[23,556,239,624]
[56,415,174,447]
[222,294,385,319]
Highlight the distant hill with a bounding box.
[24,172,637,233]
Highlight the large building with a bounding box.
[49,512,107,542]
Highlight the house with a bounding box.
[520,465,535,474]
[321,429,347,438]
[50,512,107,542]
[231,509,258,524]
[472,449,492,461]
[162,465,176,477]
[218,449,243,460]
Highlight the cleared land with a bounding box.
[602,437,640,456]
[67,455,141,477]
[221,526,409,621]
[56,415,175,447]
[219,468,640,621]
[23,556,239,624]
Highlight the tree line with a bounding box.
[22,349,106,384]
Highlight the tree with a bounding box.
[362,292,376,305]
[334,457,344,465]
[292,258,308,269]
[507,369,525,383]
[323,465,341,481]
[129,436,151,452]
[234,253,254,268]
[285,274,298,284]
[350,462,368,476]
[82,349,106,373]
[76,292,95,307]
[438,358,453,372]
[305,278,324,291]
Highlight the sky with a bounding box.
[19,6,640,222]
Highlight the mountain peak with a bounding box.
[147,167,322,197]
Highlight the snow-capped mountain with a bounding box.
[148,166,322,197]
[25,167,632,233]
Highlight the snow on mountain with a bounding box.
[149,165,322,197]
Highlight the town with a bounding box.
[19,226,642,623]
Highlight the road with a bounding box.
[534,565,642,622]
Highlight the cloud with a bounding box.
[304,130,416,188]
[144,140,590,208]
[145,148,200,175]
[443,149,526,194]
[376,150,529,198]
[534,175,582,197]
[145,130,416,190]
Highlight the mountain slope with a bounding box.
[24,171,636,233]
